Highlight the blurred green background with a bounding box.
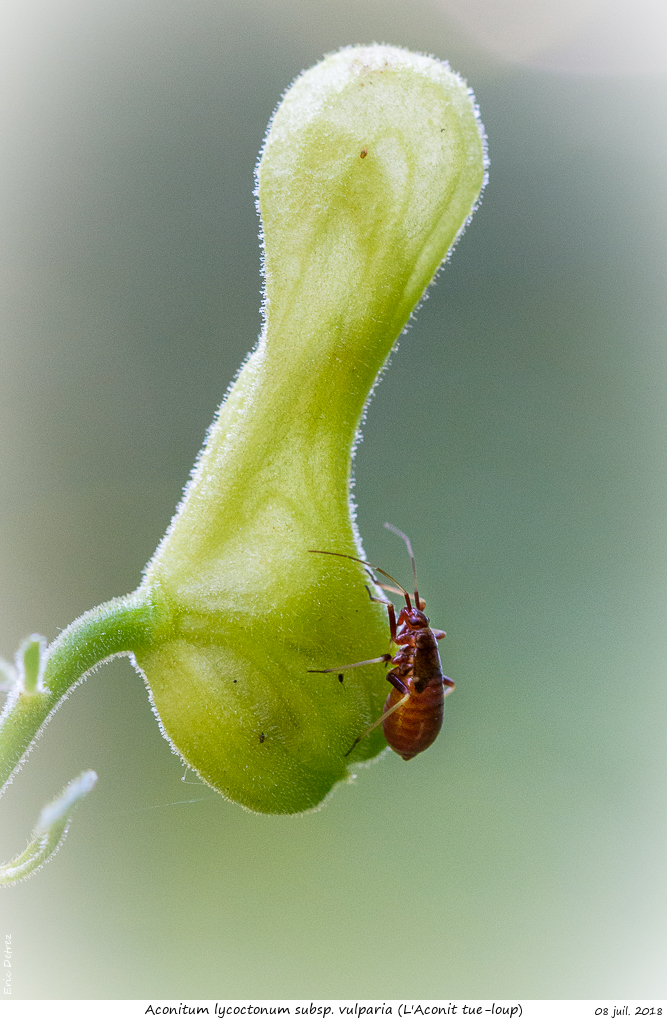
[1,0,666,1000]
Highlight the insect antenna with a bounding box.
[384,523,421,609]
[309,549,412,609]
[375,582,407,598]
[361,567,405,601]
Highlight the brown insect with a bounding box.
[308,524,454,760]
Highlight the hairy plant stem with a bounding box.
[0,587,168,795]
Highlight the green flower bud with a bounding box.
[0,771,97,886]
[133,44,487,814]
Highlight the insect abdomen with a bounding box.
[382,680,444,760]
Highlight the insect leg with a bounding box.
[364,585,398,642]
[364,584,391,607]
[386,671,409,695]
[344,692,410,757]
[307,654,392,675]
